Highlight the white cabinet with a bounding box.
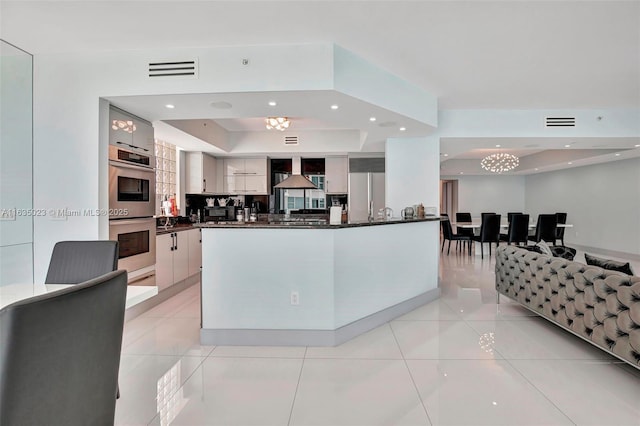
[155,233,175,291]
[223,158,267,176]
[325,156,348,194]
[173,232,189,284]
[187,228,202,277]
[185,152,218,194]
[222,157,268,194]
[109,107,154,154]
[155,231,193,291]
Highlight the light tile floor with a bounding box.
[115,246,640,426]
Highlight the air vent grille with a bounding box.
[545,117,575,127]
[284,136,299,145]
[148,59,198,79]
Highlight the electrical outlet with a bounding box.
[290,291,299,305]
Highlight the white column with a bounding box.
[385,136,440,215]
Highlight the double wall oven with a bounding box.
[108,144,156,282]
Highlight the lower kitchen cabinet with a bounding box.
[187,228,202,277]
[156,230,194,291]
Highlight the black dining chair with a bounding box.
[473,214,501,259]
[0,270,128,425]
[500,213,529,245]
[45,240,119,284]
[528,214,558,244]
[507,212,523,223]
[555,212,567,246]
[455,212,474,250]
[441,218,472,255]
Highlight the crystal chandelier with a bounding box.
[480,153,519,173]
[265,117,291,131]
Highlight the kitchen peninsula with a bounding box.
[197,217,441,346]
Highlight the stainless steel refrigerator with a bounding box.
[348,172,385,221]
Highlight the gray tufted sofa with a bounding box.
[495,245,640,369]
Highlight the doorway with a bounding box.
[440,179,458,219]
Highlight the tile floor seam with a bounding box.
[286,347,308,426]
[121,318,170,350]
[503,359,579,426]
[389,319,433,425]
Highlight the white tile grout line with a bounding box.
[388,321,433,426]
[286,347,308,426]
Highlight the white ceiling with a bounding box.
[2,1,639,173]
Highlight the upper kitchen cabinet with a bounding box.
[185,152,219,194]
[109,106,154,154]
[325,156,348,194]
[222,157,268,194]
[223,158,267,176]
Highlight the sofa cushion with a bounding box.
[535,240,553,256]
[521,244,577,261]
[584,253,634,276]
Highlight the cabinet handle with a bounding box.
[203,179,207,192]
[174,233,178,251]
[171,233,175,251]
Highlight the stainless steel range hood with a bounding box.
[273,174,318,189]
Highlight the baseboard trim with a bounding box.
[124,273,199,322]
[571,244,640,262]
[200,288,441,347]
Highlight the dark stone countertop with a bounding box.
[195,216,441,230]
[156,224,198,235]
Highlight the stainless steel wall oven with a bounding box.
[108,144,156,277]
[108,217,156,274]
[109,145,155,219]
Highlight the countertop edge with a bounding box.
[195,216,442,229]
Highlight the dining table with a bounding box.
[0,282,158,310]
[452,221,573,230]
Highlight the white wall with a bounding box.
[386,137,440,216]
[1,42,33,285]
[440,175,526,219]
[525,158,640,255]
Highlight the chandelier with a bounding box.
[481,153,519,173]
[265,117,291,131]
[111,119,136,134]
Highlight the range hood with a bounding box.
[273,174,318,189]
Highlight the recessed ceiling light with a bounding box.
[635,144,640,147]
[165,104,175,109]
[399,127,406,131]
[495,144,501,148]
[268,101,277,106]
[459,172,464,175]
[564,144,571,148]
[443,154,449,157]
[369,117,376,122]
[330,104,339,110]
[615,153,621,156]
[568,162,573,165]
[534,168,539,171]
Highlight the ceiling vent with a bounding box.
[545,117,576,127]
[148,59,198,79]
[284,136,299,145]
